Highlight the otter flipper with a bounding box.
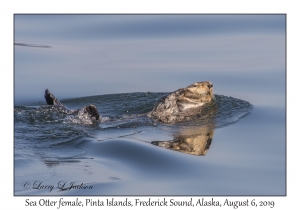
[83,104,100,121]
[44,89,100,122]
[44,89,65,107]
[44,89,71,114]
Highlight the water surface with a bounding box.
[14,14,286,195]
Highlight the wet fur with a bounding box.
[44,89,100,122]
[147,81,214,123]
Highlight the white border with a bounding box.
[3,0,295,209]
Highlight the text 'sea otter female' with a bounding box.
[147,81,215,123]
[44,89,100,122]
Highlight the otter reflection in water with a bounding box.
[152,125,215,156]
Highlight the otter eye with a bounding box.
[193,84,197,87]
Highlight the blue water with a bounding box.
[14,14,286,195]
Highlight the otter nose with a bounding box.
[207,83,213,89]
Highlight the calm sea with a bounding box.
[14,14,285,195]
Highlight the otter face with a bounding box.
[177,81,214,110]
[185,81,213,100]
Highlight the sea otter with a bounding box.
[147,81,215,123]
[44,89,100,122]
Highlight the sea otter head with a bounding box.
[176,81,214,110]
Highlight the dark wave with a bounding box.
[14,43,51,48]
